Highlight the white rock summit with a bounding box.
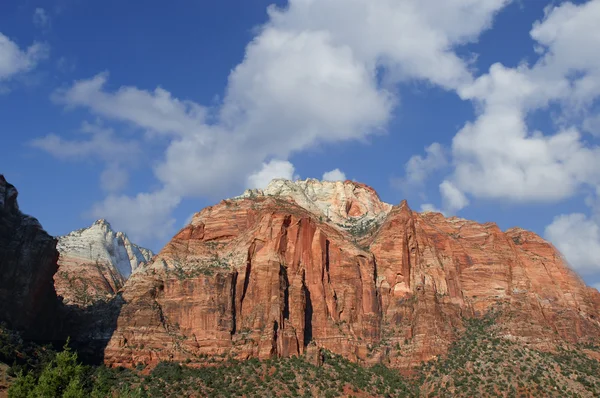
[54,219,154,306]
[57,219,154,278]
[238,178,392,227]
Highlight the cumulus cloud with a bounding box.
[44,0,513,243]
[247,160,297,189]
[419,0,600,212]
[0,32,48,83]
[545,213,600,275]
[452,107,600,202]
[529,0,600,109]
[266,0,509,90]
[322,169,346,181]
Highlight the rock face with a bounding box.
[54,220,153,306]
[240,179,392,228]
[0,175,59,337]
[103,179,600,369]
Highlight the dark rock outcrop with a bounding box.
[0,175,59,338]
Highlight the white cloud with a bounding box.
[439,180,469,213]
[267,0,510,90]
[0,32,48,82]
[593,283,600,292]
[436,0,600,208]
[221,28,394,148]
[33,8,50,29]
[30,122,140,161]
[451,106,600,201]
[403,142,447,185]
[30,122,140,193]
[247,160,297,189]
[545,213,600,275]
[54,72,208,137]
[322,169,346,181]
[89,190,181,243]
[529,0,600,108]
[44,0,513,243]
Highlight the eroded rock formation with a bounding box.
[96,179,600,369]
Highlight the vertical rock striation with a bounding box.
[101,179,600,369]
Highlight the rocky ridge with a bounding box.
[239,178,392,230]
[54,219,154,306]
[102,179,600,369]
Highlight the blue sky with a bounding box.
[1,0,600,287]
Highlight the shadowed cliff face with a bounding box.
[0,176,125,360]
[0,175,59,338]
[103,180,600,369]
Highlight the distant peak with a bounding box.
[93,219,113,229]
[58,219,154,280]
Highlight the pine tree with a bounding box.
[8,339,86,398]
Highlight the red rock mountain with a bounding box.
[102,179,600,369]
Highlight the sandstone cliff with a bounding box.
[0,175,59,338]
[54,220,153,307]
[102,179,600,369]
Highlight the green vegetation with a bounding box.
[511,236,523,245]
[167,253,233,280]
[3,315,600,397]
[343,217,380,238]
[0,324,57,386]
[97,353,417,398]
[4,344,417,397]
[418,311,600,397]
[9,341,86,398]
